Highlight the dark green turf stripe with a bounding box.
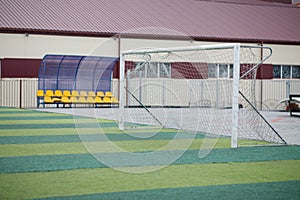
[0,122,117,129]
[0,111,39,114]
[0,132,203,144]
[0,109,44,114]
[0,108,88,118]
[1,145,299,173]
[36,180,300,200]
[0,154,101,173]
[0,115,76,120]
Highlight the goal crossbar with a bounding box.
[122,43,271,56]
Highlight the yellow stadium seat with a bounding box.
[103,97,112,104]
[54,90,63,97]
[86,96,95,103]
[37,90,45,107]
[80,91,88,96]
[105,91,112,97]
[78,96,87,103]
[95,96,103,103]
[88,91,96,97]
[37,90,44,97]
[52,97,61,102]
[44,96,54,103]
[46,90,54,97]
[71,90,80,97]
[96,91,105,97]
[111,97,119,104]
[70,96,79,103]
[63,90,72,97]
[61,96,71,103]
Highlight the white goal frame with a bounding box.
[118,43,273,148]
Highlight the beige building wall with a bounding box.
[0,33,195,59]
[0,33,118,58]
[266,44,300,65]
[1,33,300,66]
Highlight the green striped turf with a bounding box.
[0,115,76,120]
[1,146,299,173]
[0,128,82,136]
[0,122,117,129]
[0,161,299,199]
[1,107,299,199]
[36,180,300,200]
[0,132,203,144]
[0,108,69,115]
[0,127,175,136]
[0,109,39,114]
[0,118,115,124]
[0,138,229,157]
[0,119,151,129]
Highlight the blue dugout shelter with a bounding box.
[38,55,118,92]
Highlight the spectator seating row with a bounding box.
[37,90,119,108]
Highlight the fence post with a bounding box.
[19,79,22,108]
[286,80,290,98]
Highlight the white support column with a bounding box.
[119,54,125,130]
[231,44,240,148]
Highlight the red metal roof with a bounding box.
[1,0,300,44]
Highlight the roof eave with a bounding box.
[1,28,300,46]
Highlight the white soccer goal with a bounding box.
[119,43,286,148]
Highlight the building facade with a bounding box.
[1,0,300,109]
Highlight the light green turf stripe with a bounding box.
[0,138,232,157]
[0,128,80,136]
[0,127,178,136]
[0,142,87,157]
[0,160,299,199]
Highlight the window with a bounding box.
[219,64,228,78]
[159,63,171,78]
[146,63,158,78]
[282,65,290,78]
[273,65,300,79]
[131,62,171,78]
[208,64,233,79]
[292,66,300,79]
[273,65,281,78]
[208,64,217,78]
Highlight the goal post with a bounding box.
[119,53,125,131]
[119,43,286,148]
[231,44,240,148]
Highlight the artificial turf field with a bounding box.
[0,107,299,199]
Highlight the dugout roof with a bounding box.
[1,0,300,44]
[38,55,118,92]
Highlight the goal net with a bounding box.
[119,43,286,148]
